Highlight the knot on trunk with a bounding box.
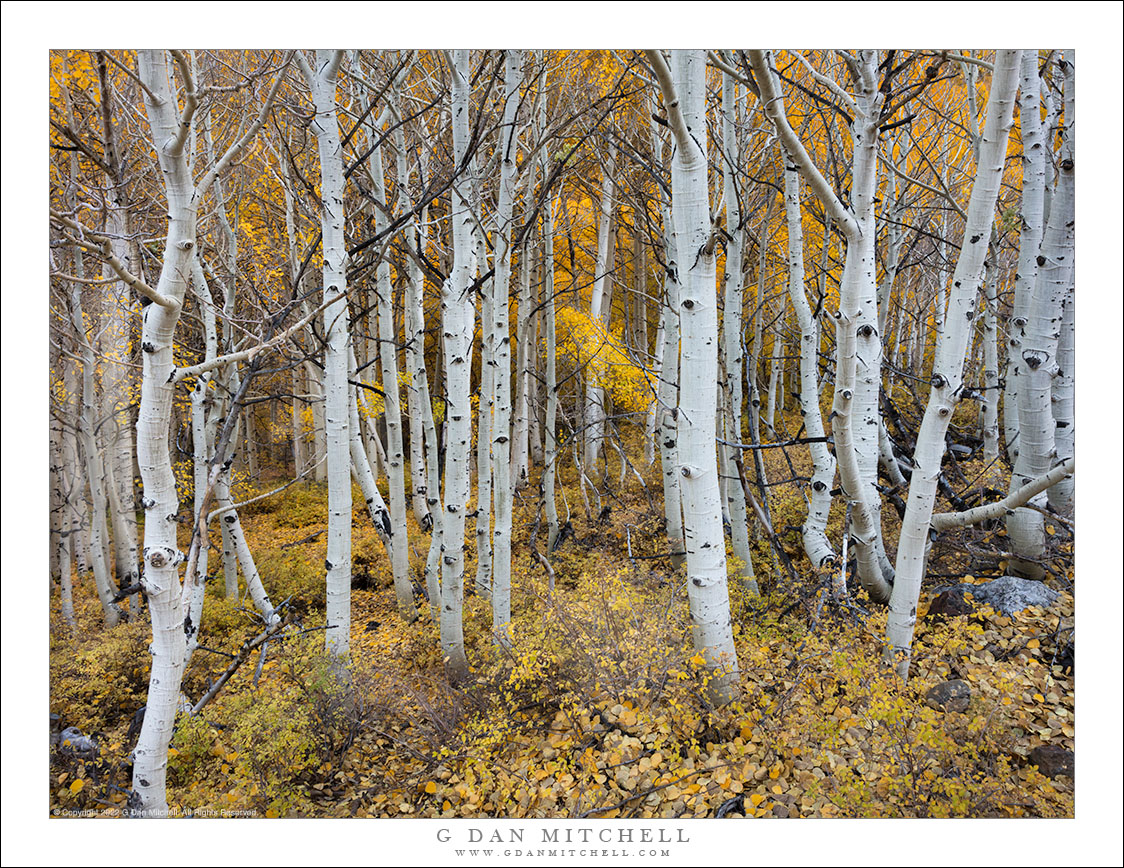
[1022,348,1049,370]
[144,545,181,569]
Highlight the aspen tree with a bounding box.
[720,71,757,592]
[57,79,122,626]
[584,140,617,474]
[543,194,561,553]
[490,50,523,645]
[1005,51,1047,462]
[355,63,418,622]
[648,97,686,570]
[108,48,285,817]
[779,138,837,571]
[886,50,1021,679]
[440,49,475,681]
[750,49,894,602]
[297,50,353,656]
[1007,52,1075,575]
[646,49,740,701]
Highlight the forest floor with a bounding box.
[49,420,1075,819]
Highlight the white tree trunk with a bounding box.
[781,143,837,571]
[980,255,1002,462]
[299,50,353,656]
[389,76,432,529]
[584,141,617,473]
[1004,51,1047,462]
[131,49,196,817]
[474,218,494,599]
[50,420,78,629]
[186,256,219,661]
[751,49,892,601]
[513,56,544,486]
[648,49,740,702]
[886,50,1021,679]
[439,50,474,682]
[69,253,122,627]
[542,196,561,552]
[1048,273,1075,515]
[720,73,756,592]
[490,50,522,646]
[648,103,687,570]
[1008,52,1075,576]
[365,124,418,623]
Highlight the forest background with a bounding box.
[6,3,1124,866]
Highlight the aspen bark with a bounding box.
[1005,51,1047,462]
[750,49,892,601]
[131,49,197,816]
[1008,52,1075,575]
[721,72,756,591]
[299,50,353,656]
[647,49,740,701]
[781,143,837,570]
[649,100,686,570]
[440,50,474,681]
[543,195,561,552]
[886,50,1021,679]
[364,118,418,623]
[980,255,1002,462]
[70,275,122,627]
[1048,273,1075,515]
[490,50,522,645]
[584,141,617,474]
[389,74,432,529]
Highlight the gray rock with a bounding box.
[925,679,971,713]
[1028,744,1074,778]
[58,726,98,758]
[960,576,1059,615]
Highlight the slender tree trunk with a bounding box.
[490,50,522,646]
[513,56,544,487]
[1048,273,1075,515]
[69,249,122,627]
[980,254,1002,462]
[886,50,1020,679]
[299,50,353,656]
[751,49,892,601]
[1005,51,1047,463]
[439,50,474,682]
[365,124,418,623]
[542,196,561,552]
[475,217,494,599]
[131,49,196,817]
[1007,52,1075,577]
[781,142,837,570]
[649,101,687,570]
[584,141,617,474]
[648,49,740,702]
[721,73,756,591]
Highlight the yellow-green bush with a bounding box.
[50,619,150,732]
[224,685,318,816]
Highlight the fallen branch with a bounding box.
[931,457,1074,531]
[190,619,290,715]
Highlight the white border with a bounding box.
[4,4,1121,865]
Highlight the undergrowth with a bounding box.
[48,424,1075,819]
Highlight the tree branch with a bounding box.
[931,458,1074,531]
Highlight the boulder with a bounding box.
[925,679,971,713]
[928,586,974,617]
[1028,744,1074,778]
[58,726,98,759]
[961,576,1059,615]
